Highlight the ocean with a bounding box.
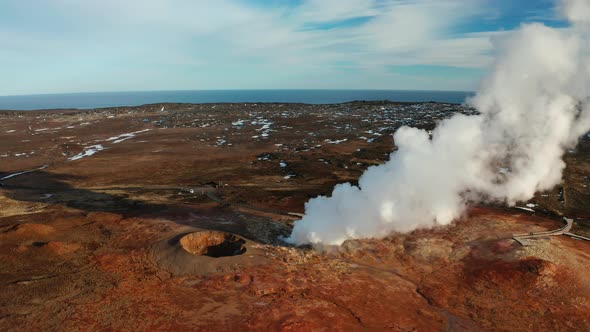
[0,90,474,111]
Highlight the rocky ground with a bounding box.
[0,102,589,331]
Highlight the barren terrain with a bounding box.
[1,102,589,331]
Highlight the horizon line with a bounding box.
[0,88,476,98]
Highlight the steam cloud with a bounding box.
[287,0,590,246]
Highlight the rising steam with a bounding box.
[287,0,590,246]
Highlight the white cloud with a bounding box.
[295,0,378,23]
[0,0,508,94]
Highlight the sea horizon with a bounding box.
[0,89,475,111]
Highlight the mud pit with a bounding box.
[179,231,246,257]
[1,102,590,331]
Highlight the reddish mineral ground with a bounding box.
[1,102,589,331]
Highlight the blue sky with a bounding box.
[0,0,567,96]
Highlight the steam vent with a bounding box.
[179,231,246,257]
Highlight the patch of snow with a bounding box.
[325,138,348,144]
[257,153,275,161]
[1,165,48,180]
[106,129,150,144]
[255,119,273,138]
[68,145,106,161]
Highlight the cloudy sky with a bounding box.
[0,0,566,96]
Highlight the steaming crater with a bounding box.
[179,231,246,257]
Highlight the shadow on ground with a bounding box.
[1,171,168,216]
[0,170,292,245]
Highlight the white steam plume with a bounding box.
[287,0,590,246]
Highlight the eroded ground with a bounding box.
[1,102,589,331]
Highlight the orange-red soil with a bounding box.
[1,103,589,331]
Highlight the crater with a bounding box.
[179,231,246,257]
